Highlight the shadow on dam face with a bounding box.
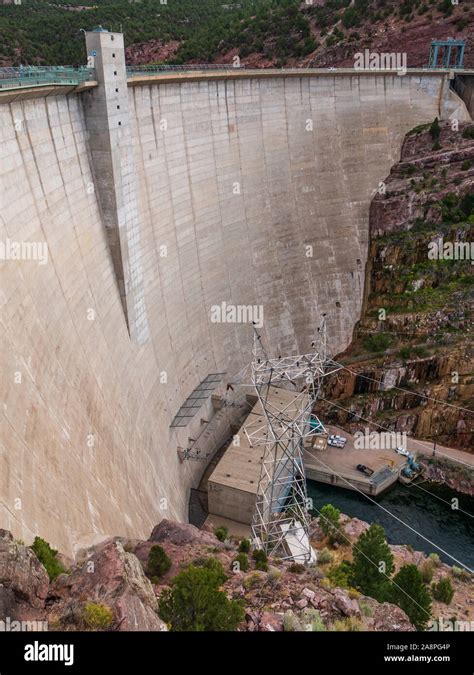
[0,32,470,554]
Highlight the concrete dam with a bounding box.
[0,30,470,555]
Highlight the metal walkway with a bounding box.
[0,66,94,91]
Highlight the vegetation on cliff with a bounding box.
[30,536,66,582]
[157,559,245,632]
[0,0,472,67]
[319,120,474,452]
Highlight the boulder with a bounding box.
[301,587,316,601]
[373,602,415,631]
[332,589,361,618]
[0,530,49,615]
[343,518,370,540]
[148,520,218,547]
[259,612,284,632]
[48,540,167,631]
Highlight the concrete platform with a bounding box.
[304,425,406,495]
[207,387,303,524]
[203,514,251,539]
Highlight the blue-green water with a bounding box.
[307,481,474,570]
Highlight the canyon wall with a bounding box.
[0,33,468,553]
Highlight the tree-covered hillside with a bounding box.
[0,0,472,67]
[0,0,274,65]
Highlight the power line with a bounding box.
[408,481,474,519]
[334,363,474,417]
[307,447,473,572]
[320,395,474,469]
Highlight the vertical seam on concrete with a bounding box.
[180,81,219,379]
[209,78,240,367]
[137,84,179,421]
[150,82,197,409]
[232,77,261,365]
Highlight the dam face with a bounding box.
[0,32,468,554]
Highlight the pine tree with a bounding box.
[390,564,432,630]
[350,524,394,601]
[429,117,441,141]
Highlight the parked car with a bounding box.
[328,434,347,448]
[396,447,410,457]
[356,464,374,476]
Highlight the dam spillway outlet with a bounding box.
[0,28,471,555]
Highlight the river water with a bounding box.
[307,480,474,570]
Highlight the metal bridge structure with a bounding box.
[427,39,466,70]
[0,66,94,91]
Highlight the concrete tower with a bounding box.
[83,28,149,344]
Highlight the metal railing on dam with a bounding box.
[0,66,95,91]
[126,63,243,76]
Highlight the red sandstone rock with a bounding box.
[48,540,167,631]
[332,589,361,618]
[0,530,49,614]
[259,611,284,632]
[148,519,219,547]
[373,602,416,632]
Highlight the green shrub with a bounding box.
[243,572,263,590]
[413,346,428,358]
[283,610,301,632]
[238,538,250,553]
[429,117,440,142]
[428,553,441,567]
[83,602,114,630]
[432,576,454,604]
[252,548,268,571]
[359,600,374,617]
[288,562,305,574]
[193,557,227,582]
[147,545,171,579]
[331,617,363,631]
[419,559,435,584]
[158,561,244,631]
[30,537,66,582]
[301,608,326,632]
[317,548,333,565]
[452,566,470,582]
[399,346,411,360]
[462,126,474,140]
[214,526,228,542]
[363,333,392,353]
[327,560,353,589]
[232,553,249,573]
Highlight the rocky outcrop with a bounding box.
[1,513,470,632]
[48,540,167,631]
[0,530,49,619]
[130,519,224,586]
[149,519,218,547]
[319,121,474,452]
[372,602,416,632]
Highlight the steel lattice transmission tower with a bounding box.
[247,318,340,563]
